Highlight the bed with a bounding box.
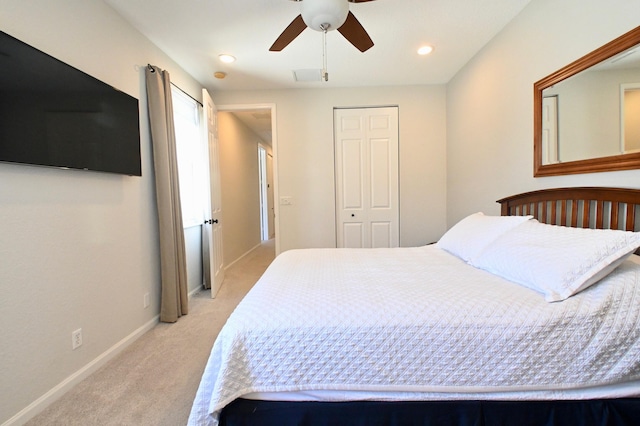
[188,187,640,426]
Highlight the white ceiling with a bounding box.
[229,109,274,145]
[103,0,531,144]
[104,0,531,93]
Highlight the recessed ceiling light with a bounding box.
[417,45,434,56]
[219,54,236,63]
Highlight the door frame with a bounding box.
[542,95,559,164]
[217,103,280,254]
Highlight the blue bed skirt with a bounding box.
[219,398,640,426]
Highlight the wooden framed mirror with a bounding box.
[534,26,640,177]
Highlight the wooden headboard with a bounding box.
[497,187,640,232]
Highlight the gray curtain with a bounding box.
[145,65,188,323]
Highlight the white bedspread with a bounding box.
[188,246,640,426]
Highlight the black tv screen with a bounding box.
[0,31,141,176]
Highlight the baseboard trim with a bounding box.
[224,242,262,271]
[188,286,202,299]
[2,315,160,426]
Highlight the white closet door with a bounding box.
[334,107,399,248]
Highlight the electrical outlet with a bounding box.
[144,292,150,309]
[72,328,82,350]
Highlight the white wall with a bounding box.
[218,112,263,266]
[446,0,640,226]
[213,85,448,252]
[0,1,203,424]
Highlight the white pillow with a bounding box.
[471,220,640,302]
[436,212,533,262]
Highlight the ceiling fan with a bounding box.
[270,0,377,53]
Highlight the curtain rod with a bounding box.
[171,82,203,107]
[147,63,203,107]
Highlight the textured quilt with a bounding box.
[188,246,640,426]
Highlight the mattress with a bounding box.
[188,246,640,426]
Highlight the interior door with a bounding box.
[202,89,225,297]
[334,107,399,248]
[266,151,275,239]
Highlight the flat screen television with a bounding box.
[0,31,141,176]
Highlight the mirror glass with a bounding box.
[534,26,640,177]
[621,82,640,154]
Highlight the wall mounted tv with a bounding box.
[0,31,141,176]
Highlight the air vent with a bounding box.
[292,69,322,82]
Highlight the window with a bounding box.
[171,85,205,228]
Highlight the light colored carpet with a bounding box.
[26,240,275,426]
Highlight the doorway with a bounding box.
[217,104,279,255]
[258,145,275,241]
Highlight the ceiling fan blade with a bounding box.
[337,11,374,52]
[270,15,307,51]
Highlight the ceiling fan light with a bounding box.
[301,0,349,32]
